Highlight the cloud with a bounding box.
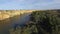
[54,0,60,3]
[0,0,60,10]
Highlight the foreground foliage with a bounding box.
[10,10,60,34]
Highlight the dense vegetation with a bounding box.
[9,10,60,34]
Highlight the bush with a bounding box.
[9,10,60,34]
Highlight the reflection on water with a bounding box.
[0,13,31,34]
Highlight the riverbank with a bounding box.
[0,12,31,34]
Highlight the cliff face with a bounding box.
[0,10,34,20]
[0,10,35,34]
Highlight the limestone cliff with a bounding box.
[0,10,35,20]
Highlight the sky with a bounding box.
[0,0,60,10]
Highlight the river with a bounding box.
[0,13,31,34]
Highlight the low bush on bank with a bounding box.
[9,10,60,34]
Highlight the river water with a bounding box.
[0,13,31,34]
